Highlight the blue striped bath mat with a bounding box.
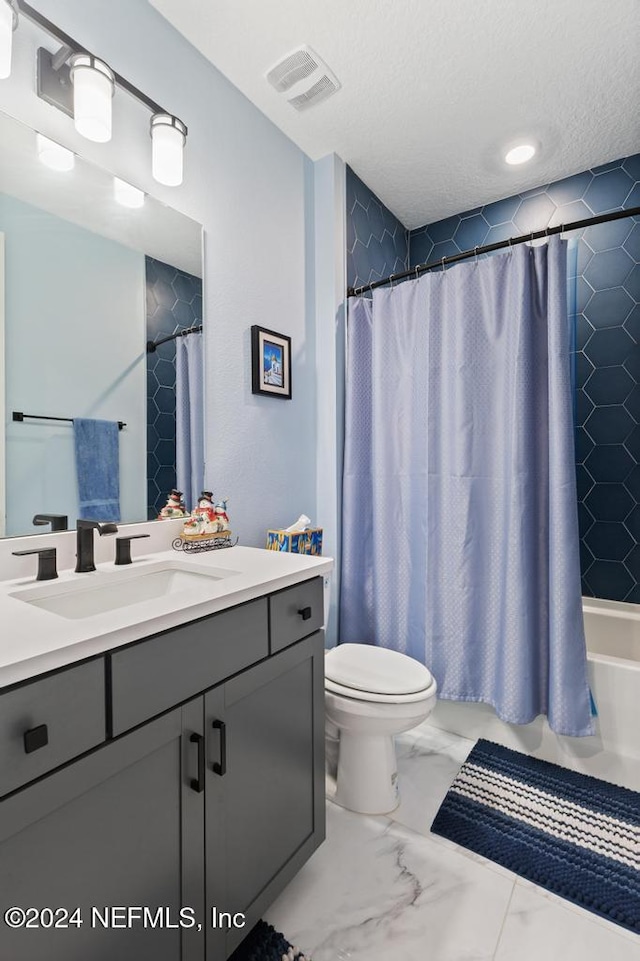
[431,739,640,934]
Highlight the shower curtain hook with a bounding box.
[441,257,446,273]
[415,264,420,280]
[508,237,513,256]
[389,273,395,289]
[474,246,479,266]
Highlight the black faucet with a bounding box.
[75,519,118,573]
[33,513,69,532]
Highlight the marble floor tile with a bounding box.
[494,881,640,961]
[389,724,522,882]
[395,719,475,762]
[293,722,639,960]
[390,723,475,837]
[513,876,640,944]
[265,802,515,961]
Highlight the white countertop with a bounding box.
[0,546,333,690]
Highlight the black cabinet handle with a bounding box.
[298,607,312,621]
[211,719,227,776]
[190,732,205,793]
[24,724,49,754]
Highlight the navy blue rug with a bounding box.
[228,921,309,961]
[431,739,640,934]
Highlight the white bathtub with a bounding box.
[582,597,640,764]
[427,596,640,790]
[582,596,640,662]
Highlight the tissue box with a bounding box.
[266,528,323,555]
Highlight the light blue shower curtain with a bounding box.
[340,238,594,736]
[176,332,204,512]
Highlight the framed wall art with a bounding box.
[251,325,292,399]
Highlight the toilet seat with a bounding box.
[325,676,436,703]
[325,643,435,703]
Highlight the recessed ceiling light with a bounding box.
[114,177,145,208]
[36,133,75,171]
[504,143,536,166]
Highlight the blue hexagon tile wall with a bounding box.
[346,166,409,290]
[408,155,640,602]
[146,256,203,519]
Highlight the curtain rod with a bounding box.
[347,206,640,297]
[146,324,203,354]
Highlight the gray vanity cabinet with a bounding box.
[0,576,326,961]
[205,630,325,959]
[0,698,204,961]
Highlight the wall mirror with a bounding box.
[0,108,203,538]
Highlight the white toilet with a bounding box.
[325,643,437,815]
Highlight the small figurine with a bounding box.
[197,491,215,512]
[213,498,231,532]
[173,493,236,552]
[158,489,187,519]
[180,493,233,541]
[191,491,216,526]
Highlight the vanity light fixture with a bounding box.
[36,132,74,171]
[504,143,536,165]
[114,176,144,209]
[0,0,18,79]
[13,0,187,184]
[151,113,187,187]
[69,53,114,143]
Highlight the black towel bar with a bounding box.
[12,412,126,430]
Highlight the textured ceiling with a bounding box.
[150,0,640,230]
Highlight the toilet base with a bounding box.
[334,732,399,815]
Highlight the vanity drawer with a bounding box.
[110,597,269,736]
[269,577,324,654]
[0,659,106,798]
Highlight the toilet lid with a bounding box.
[325,644,434,696]
[325,676,436,704]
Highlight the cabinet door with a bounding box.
[0,701,205,961]
[205,631,325,960]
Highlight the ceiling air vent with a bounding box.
[288,74,338,111]
[265,45,340,111]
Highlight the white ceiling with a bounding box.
[150,0,640,230]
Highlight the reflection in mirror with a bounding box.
[0,109,203,538]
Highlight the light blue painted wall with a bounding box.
[0,0,317,548]
[2,193,146,536]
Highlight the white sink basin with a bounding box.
[11,563,238,619]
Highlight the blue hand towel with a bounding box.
[73,418,121,522]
